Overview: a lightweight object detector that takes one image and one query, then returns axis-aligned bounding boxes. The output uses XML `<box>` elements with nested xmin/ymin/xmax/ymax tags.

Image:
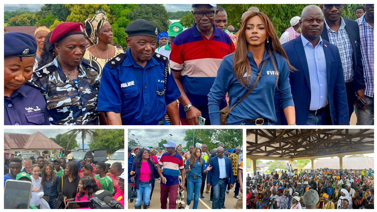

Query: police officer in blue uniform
<box><xmin>98</xmin><ymin>19</ymin><xmax>181</xmax><ymax>125</ymax></box>
<box><xmin>4</xmin><ymin>32</ymin><xmax>50</xmax><ymax>125</ymax></box>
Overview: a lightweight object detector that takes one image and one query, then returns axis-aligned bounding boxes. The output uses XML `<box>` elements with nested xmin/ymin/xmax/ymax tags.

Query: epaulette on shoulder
<box><xmin>153</xmin><ymin>53</ymin><xmax>169</xmax><ymax>64</ymax></box>
<box><xmin>34</xmin><ymin>65</ymin><xmax>57</xmax><ymax>78</ymax></box>
<box><xmin>81</xmin><ymin>59</ymin><xmax>99</xmax><ymax>73</ymax></box>
<box><xmin>107</xmin><ymin>53</ymin><xmax>126</xmax><ymax>69</ymax></box>
<box><xmin>24</xmin><ymin>81</ymin><xmax>44</xmax><ymax>93</ymax></box>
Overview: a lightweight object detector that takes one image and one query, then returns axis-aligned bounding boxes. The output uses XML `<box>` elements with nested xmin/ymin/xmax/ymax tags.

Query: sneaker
<box><xmin>185</xmin><ymin>205</ymin><xmax>190</xmax><ymax>209</ymax></box>
<box><xmin>226</xmin><ymin>190</ymin><xmax>229</xmax><ymax>194</ymax></box>
<box><xmin>221</xmin><ymin>207</ymin><xmax>227</xmax><ymax>209</ymax></box>
<box><xmin>235</xmin><ymin>196</ymin><xmax>239</xmax><ymax>199</ymax></box>
<box><xmin>201</xmin><ymin>195</ymin><xmax>205</xmax><ymax>199</ymax></box>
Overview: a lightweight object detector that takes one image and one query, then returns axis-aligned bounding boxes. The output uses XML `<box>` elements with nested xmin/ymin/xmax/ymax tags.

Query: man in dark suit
<box><xmin>282</xmin><ymin>5</ymin><xmax>349</xmax><ymax>125</ymax></box>
<box><xmin>321</xmin><ymin>4</ymin><xmax>366</xmax><ymax>121</ymax></box>
<box><xmin>207</xmin><ymin>147</ymin><xmax>234</xmax><ymax>209</ymax></box>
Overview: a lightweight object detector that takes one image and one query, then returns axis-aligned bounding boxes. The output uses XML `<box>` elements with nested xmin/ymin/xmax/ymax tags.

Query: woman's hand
<box><xmin>64</xmin><ymin>198</ymin><xmax>74</xmax><ymax>209</ymax></box>
<box><xmin>54</xmin><ymin>197</ymin><xmax>59</xmax><ymax>206</ymax></box>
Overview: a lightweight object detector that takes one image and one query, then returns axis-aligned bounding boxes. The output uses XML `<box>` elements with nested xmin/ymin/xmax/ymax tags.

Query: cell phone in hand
<box><xmin>4</xmin><ymin>180</ymin><xmax>32</xmax><ymax>209</ymax></box>
<box><xmin>355</xmin><ymin>92</ymin><xmax>367</xmax><ymax>109</ymax></box>
<box><xmin>198</xmin><ymin>116</ymin><xmax>206</xmax><ymax>125</ymax></box>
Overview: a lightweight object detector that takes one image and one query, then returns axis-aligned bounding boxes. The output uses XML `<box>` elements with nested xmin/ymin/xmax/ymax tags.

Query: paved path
<box><xmin>128</xmin><ymin>179</ymin><xmax>241</xmax><ymax>209</ymax></box>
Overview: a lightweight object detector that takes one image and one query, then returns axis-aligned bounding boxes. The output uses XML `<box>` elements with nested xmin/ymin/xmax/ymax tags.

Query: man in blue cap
<box><xmin>98</xmin><ymin>19</ymin><xmax>181</xmax><ymax>125</ymax></box>
<box><xmin>4</xmin><ymin>32</ymin><xmax>50</xmax><ymax>125</ymax></box>
<box><xmin>157</xmin><ymin>140</ymin><xmax>185</xmax><ymax>209</ymax></box>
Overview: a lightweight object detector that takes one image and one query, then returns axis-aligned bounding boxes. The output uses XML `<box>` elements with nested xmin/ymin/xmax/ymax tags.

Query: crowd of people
<box><xmin>4</xmin><ymin>153</ymin><xmax>124</xmax><ymax>209</ymax></box>
<box><xmin>127</xmin><ymin>141</ymin><xmax>243</xmax><ymax>209</ymax></box>
<box><xmin>246</xmin><ymin>165</ymin><xmax>374</xmax><ymax>209</ymax></box>
<box><xmin>4</xmin><ymin>4</ymin><xmax>374</xmax><ymax>125</ymax></box>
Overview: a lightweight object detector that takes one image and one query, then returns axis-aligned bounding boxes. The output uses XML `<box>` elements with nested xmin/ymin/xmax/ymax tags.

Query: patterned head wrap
<box><xmin>84</xmin><ymin>10</ymin><xmax>109</xmax><ymax>44</ymax></box>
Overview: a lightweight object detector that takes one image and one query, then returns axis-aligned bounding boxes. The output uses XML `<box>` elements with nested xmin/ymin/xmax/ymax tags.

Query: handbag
<box><xmin>43</xmin><ymin>181</ymin><xmax>52</xmax><ymax>202</ymax></box>
<box><xmin>220</xmin><ymin>59</ymin><xmax>268</xmax><ymax>125</ymax></box>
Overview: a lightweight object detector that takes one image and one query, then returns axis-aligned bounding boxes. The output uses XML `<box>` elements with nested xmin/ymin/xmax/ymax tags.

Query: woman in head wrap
<box><xmin>291</xmin><ymin>196</ymin><xmax>302</xmax><ymax>209</ymax></box>
<box><xmin>337</xmin><ymin>188</ymin><xmax>353</xmax><ymax>209</ymax></box>
<box><xmin>31</xmin><ymin>22</ymin><xmax>101</xmax><ymax>125</ymax></box>
<box><xmin>34</xmin><ymin>26</ymin><xmax>51</xmax><ymax>62</ymax></box>
<box><xmin>4</xmin><ymin>32</ymin><xmax>50</xmax><ymax>125</ymax></box>
<box><xmin>156</xmin><ymin>32</ymin><xmax>168</xmax><ymax>51</ymax></box>
<box><xmin>83</xmin><ymin>10</ymin><xmax>124</xmax><ymax>76</ymax></box>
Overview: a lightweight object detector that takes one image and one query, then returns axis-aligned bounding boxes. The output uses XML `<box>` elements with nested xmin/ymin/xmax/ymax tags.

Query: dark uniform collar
<box><xmin>123</xmin><ymin>48</ymin><xmax>159</xmax><ymax>69</ymax></box>
<box><xmin>10</xmin><ymin>84</ymin><xmax>28</xmax><ymax>98</ymax></box>
<box><xmin>191</xmin><ymin>23</ymin><xmax>220</xmax><ymax>38</ymax></box>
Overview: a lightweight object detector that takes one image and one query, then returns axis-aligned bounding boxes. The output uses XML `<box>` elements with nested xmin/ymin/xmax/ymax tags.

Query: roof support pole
<box><xmin>338</xmin><ymin>155</ymin><xmax>345</xmax><ymax>169</ymax></box>
<box><xmin>248</xmin><ymin>155</ymin><xmax>259</xmax><ymax>175</ymax></box>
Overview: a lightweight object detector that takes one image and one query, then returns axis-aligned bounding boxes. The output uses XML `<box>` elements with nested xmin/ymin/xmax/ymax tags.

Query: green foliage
<box><xmin>256</xmin><ymin>159</ymin><xmax>263</xmax><ymax>165</ymax></box>
<box><xmin>168</xmin><ymin>11</ymin><xmax>191</xmax><ymax>19</ymax></box>
<box><xmin>109</xmin><ymin>4</ymin><xmax>137</xmax><ymax>48</ymax></box>
<box><xmin>4</xmin><ymin>8</ymin><xmax>34</xmax><ymax>23</ymax></box>
<box><xmin>219</xmin><ymin>4</ymin><xmax>360</xmax><ymax>37</ymax></box>
<box><xmin>64</xmin><ymin>4</ymin><xmax>111</xmax><ymax>23</ymax></box>
<box><xmin>293</xmin><ymin>159</ymin><xmax>311</xmax><ymax>170</ymax></box>
<box><xmin>50</xmin><ymin>133</ymin><xmax>78</xmax><ymax>155</ymax></box>
<box><xmin>180</xmin><ymin>12</ymin><xmax>194</xmax><ymax>28</ymax></box>
<box><xmin>267</xmin><ymin>160</ymin><xmax>287</xmax><ymax>173</ymax></box>
<box><xmin>128</xmin><ymin>139</ymin><xmax>139</xmax><ymax>149</ymax></box>
<box><xmin>183</xmin><ymin>129</ymin><xmax>242</xmax><ymax>151</ymax></box>
<box><xmin>128</xmin><ymin>4</ymin><xmax>170</xmax><ymax>32</ymax></box>
<box><xmin>49</xmin><ymin>19</ymin><xmax>63</xmax><ymax>30</ymax></box>
<box><xmin>37</xmin><ymin>4</ymin><xmax>71</xmax><ymax>22</ymax></box>
<box><xmin>89</xmin><ymin>129</ymin><xmax>124</xmax><ymax>154</ymax></box>
<box><xmin>158</xmin><ymin>139</ymin><xmax>168</xmax><ymax>149</ymax></box>
<box><xmin>8</xmin><ymin>13</ymin><xmax>38</xmax><ymax>26</ymax></box>
<box><xmin>37</xmin><ymin>13</ymin><xmax>57</xmax><ymax>27</ymax></box>
<box><xmin>66</xmin><ymin>129</ymin><xmax>95</xmax><ymax>151</ymax></box>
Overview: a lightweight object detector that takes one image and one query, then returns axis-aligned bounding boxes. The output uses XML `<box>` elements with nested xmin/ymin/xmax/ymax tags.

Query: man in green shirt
<box><xmin>58</xmin><ymin>152</ymin><xmax>63</xmax><ymax>159</ymax></box>
<box><xmin>53</xmin><ymin>160</ymin><xmax>64</xmax><ymax>178</ymax></box>
<box><xmin>94</xmin><ymin>162</ymin><xmax>114</xmax><ymax>194</ymax></box>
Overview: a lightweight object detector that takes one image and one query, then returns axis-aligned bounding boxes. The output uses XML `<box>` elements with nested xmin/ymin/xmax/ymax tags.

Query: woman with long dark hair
<box><xmin>58</xmin><ymin>161</ymin><xmax>80</xmax><ymax>209</ymax></box>
<box><xmin>185</xmin><ymin>147</ymin><xmax>211</xmax><ymax>209</ymax></box>
<box><xmin>130</xmin><ymin>148</ymin><xmax>159</xmax><ymax>209</ymax></box>
<box><xmin>75</xmin><ymin>176</ymin><xmax>100</xmax><ymax>202</ymax></box>
<box><xmin>41</xmin><ymin>164</ymin><xmax>60</xmax><ymax>209</ymax></box>
<box><xmin>208</xmin><ymin>11</ymin><xmax>296</xmax><ymax>125</ymax></box>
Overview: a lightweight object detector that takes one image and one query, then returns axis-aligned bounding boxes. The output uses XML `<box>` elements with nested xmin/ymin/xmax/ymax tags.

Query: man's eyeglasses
<box><xmin>324</xmin><ymin>4</ymin><xmax>343</xmax><ymax>9</ymax></box>
<box><xmin>193</xmin><ymin>11</ymin><xmax>215</xmax><ymax>19</ymax></box>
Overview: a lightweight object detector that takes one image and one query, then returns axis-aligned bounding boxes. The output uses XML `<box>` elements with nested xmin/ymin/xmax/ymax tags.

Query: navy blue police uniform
<box><xmin>97</xmin><ymin>19</ymin><xmax>180</xmax><ymax>125</ymax></box>
<box><xmin>4</xmin><ymin>32</ymin><xmax>50</xmax><ymax>125</ymax></box>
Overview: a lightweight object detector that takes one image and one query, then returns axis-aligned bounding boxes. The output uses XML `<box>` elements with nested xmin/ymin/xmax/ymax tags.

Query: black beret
<box><xmin>125</xmin><ymin>19</ymin><xmax>159</xmax><ymax>38</ymax></box>
<box><xmin>4</xmin><ymin>32</ymin><xmax>37</xmax><ymax>58</ymax></box>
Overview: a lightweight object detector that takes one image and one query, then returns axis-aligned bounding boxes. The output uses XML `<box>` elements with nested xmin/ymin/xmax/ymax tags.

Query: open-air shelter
<box><xmin>247</xmin><ymin>129</ymin><xmax>374</xmax><ymax>173</ymax></box>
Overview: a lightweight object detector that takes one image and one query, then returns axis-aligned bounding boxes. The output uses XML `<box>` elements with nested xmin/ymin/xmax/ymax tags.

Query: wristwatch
<box><xmin>184</xmin><ymin>104</ymin><xmax>193</xmax><ymax>112</ymax></box>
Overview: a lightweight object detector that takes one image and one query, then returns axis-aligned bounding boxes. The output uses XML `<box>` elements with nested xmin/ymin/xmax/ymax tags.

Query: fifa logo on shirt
<box><xmin>267</xmin><ymin>71</ymin><xmax>278</xmax><ymax>76</ymax></box>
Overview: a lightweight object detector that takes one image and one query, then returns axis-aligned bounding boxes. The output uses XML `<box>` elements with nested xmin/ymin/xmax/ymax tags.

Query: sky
<box><xmin>4</xmin><ymin>4</ymin><xmax>192</xmax><ymax>12</ymax></box>
<box><xmin>128</xmin><ymin>129</ymin><xmax>188</xmax><ymax>148</ymax></box>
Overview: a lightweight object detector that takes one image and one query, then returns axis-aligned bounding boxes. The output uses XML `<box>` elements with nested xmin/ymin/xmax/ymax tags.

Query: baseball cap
<box><xmin>16</xmin><ymin>172</ymin><xmax>32</xmax><ymax>181</ymax></box>
<box><xmin>163</xmin><ymin>140</ymin><xmax>177</xmax><ymax>148</ymax></box>
<box><xmin>67</xmin><ymin>154</ymin><xmax>73</xmax><ymax>160</ymax></box>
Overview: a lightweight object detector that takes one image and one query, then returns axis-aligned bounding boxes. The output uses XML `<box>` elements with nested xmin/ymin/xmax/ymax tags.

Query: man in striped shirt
<box><xmin>94</xmin><ymin>162</ymin><xmax>114</xmax><ymax>194</ymax></box>
<box><xmin>170</xmin><ymin>4</ymin><xmax>235</xmax><ymax>125</ymax></box>
<box><xmin>356</xmin><ymin>4</ymin><xmax>374</xmax><ymax>125</ymax></box>
<box><xmin>157</xmin><ymin>140</ymin><xmax>185</xmax><ymax>209</ymax></box>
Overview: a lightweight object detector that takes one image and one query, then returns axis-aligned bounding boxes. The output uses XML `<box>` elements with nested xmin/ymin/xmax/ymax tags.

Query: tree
<box><xmin>182</xmin><ymin>129</ymin><xmax>242</xmax><ymax>151</ymax></box>
<box><xmin>50</xmin><ymin>133</ymin><xmax>79</xmax><ymax>155</ymax></box>
<box><xmin>128</xmin><ymin>139</ymin><xmax>138</xmax><ymax>149</ymax></box>
<box><xmin>109</xmin><ymin>4</ymin><xmax>137</xmax><ymax>48</ymax></box>
<box><xmin>256</xmin><ymin>159</ymin><xmax>263</xmax><ymax>165</ymax></box>
<box><xmin>64</xmin><ymin>4</ymin><xmax>112</xmax><ymax>23</ymax></box>
<box><xmin>8</xmin><ymin>13</ymin><xmax>37</xmax><ymax>26</ymax></box>
<box><xmin>128</xmin><ymin>4</ymin><xmax>170</xmax><ymax>32</ymax></box>
<box><xmin>66</xmin><ymin>129</ymin><xmax>95</xmax><ymax>151</ymax></box>
<box><xmin>267</xmin><ymin>160</ymin><xmax>287</xmax><ymax>173</ymax></box>
<box><xmin>4</xmin><ymin>8</ymin><xmax>34</xmax><ymax>23</ymax></box>
<box><xmin>36</xmin><ymin>13</ymin><xmax>57</xmax><ymax>27</ymax></box>
<box><xmin>89</xmin><ymin>129</ymin><xmax>124</xmax><ymax>154</ymax></box>
<box><xmin>180</xmin><ymin>12</ymin><xmax>194</xmax><ymax>28</ymax></box>
<box><xmin>158</xmin><ymin>139</ymin><xmax>168</xmax><ymax>149</ymax></box>
<box><xmin>168</xmin><ymin>11</ymin><xmax>191</xmax><ymax>20</ymax></box>
<box><xmin>35</xmin><ymin>4</ymin><xmax>71</xmax><ymax>22</ymax></box>
<box><xmin>293</xmin><ymin>159</ymin><xmax>311</xmax><ymax>170</ymax></box>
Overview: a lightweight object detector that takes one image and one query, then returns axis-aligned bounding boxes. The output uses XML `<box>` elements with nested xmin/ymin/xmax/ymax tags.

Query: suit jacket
<box><xmin>321</xmin><ymin>17</ymin><xmax>365</xmax><ymax>93</ymax></box>
<box><xmin>282</xmin><ymin>36</ymin><xmax>349</xmax><ymax>125</ymax></box>
<box><xmin>207</xmin><ymin>156</ymin><xmax>235</xmax><ymax>187</ymax></box>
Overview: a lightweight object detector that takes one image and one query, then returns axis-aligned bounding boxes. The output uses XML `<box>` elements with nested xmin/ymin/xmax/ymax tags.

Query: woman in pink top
<box><xmin>130</xmin><ymin>148</ymin><xmax>159</xmax><ymax>209</ymax></box>
<box><xmin>75</xmin><ymin>176</ymin><xmax>100</xmax><ymax>208</ymax></box>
